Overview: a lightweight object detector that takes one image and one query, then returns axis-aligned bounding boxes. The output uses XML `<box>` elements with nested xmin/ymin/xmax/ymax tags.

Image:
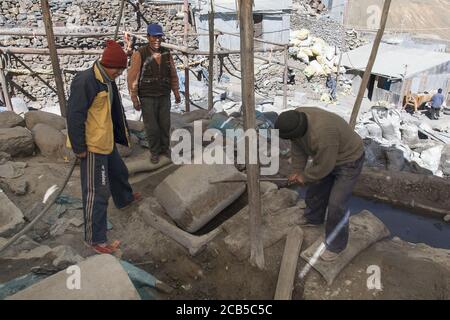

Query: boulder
<box><xmin>0</xmin><ymin>127</ymin><xmax>34</xmax><ymax>156</ymax></box>
<box><xmin>7</xmin><ymin>254</ymin><xmax>141</xmax><ymax>300</ymax></box>
<box><xmin>0</xmin><ymin>188</ymin><xmax>25</xmax><ymax>237</ymax></box>
<box><xmin>24</xmin><ymin>110</ymin><xmax>66</xmax><ymax>131</ymax></box>
<box><xmin>0</xmin><ymin>111</ymin><xmax>25</xmax><ymax>128</ymax></box>
<box><xmin>31</xmin><ymin>123</ymin><xmax>66</xmax><ymax>158</ymax></box>
<box><xmin>154</xmin><ymin>164</ymin><xmax>246</xmax><ymax>233</ymax></box>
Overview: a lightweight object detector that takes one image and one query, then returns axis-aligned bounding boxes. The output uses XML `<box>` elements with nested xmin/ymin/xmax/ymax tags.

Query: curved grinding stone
<box><xmin>154</xmin><ymin>164</ymin><xmax>246</xmax><ymax>233</ymax></box>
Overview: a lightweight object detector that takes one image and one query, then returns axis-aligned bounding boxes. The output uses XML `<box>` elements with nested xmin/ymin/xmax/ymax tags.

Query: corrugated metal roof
<box><xmin>193</xmin><ymin>0</ymin><xmax>292</xmax><ymax>14</ymax></box>
<box><xmin>341</xmin><ymin>43</ymin><xmax>450</xmax><ymax>79</ymax></box>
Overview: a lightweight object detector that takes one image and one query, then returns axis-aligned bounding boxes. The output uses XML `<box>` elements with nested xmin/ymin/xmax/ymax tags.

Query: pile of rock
<box><xmin>0</xmin><ymin>110</ymin><xmax>73</xmax><ymax>161</ymax></box>
<box><xmin>291</xmin><ymin>2</ymin><xmax>366</xmax><ymax>52</ymax></box>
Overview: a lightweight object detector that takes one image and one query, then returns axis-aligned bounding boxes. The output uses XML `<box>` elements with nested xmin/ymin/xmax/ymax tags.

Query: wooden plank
<box><xmin>0</xmin><ymin>47</ymin><xmax>103</xmax><ymax>55</ymax></box>
<box><xmin>239</xmin><ymin>0</ymin><xmax>264</xmax><ymax>270</ymax></box>
<box><xmin>114</xmin><ymin>0</ymin><xmax>126</xmax><ymax>41</ymax></box>
<box><xmin>274</xmin><ymin>226</ymin><xmax>304</xmax><ymax>300</ymax></box>
<box><xmin>40</xmin><ymin>0</ymin><xmax>67</xmax><ymax>117</ymax></box>
<box><xmin>208</xmin><ymin>0</ymin><xmax>214</xmax><ymax>110</ymax></box>
<box><xmin>0</xmin><ymin>67</ymin><xmax>13</xmax><ymax>111</ymax></box>
<box><xmin>349</xmin><ymin>0</ymin><xmax>391</xmax><ymax>129</ymax></box>
<box><xmin>183</xmin><ymin>0</ymin><xmax>190</xmax><ymax>112</ymax></box>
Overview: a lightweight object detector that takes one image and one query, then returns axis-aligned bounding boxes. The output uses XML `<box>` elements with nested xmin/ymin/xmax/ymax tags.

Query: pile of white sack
<box><xmin>356</xmin><ymin>106</ymin><xmax>450</xmax><ymax>177</ymax></box>
<box><xmin>289</xmin><ymin>29</ymin><xmax>346</xmax><ymax>78</ymax></box>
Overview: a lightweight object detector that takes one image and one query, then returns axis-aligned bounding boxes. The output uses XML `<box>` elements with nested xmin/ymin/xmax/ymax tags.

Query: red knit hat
<box><xmin>100</xmin><ymin>40</ymin><xmax>127</xmax><ymax>69</ymax></box>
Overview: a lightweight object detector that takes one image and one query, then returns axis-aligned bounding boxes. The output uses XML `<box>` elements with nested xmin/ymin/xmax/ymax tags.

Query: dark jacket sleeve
<box><xmin>67</xmin><ymin>72</ymin><xmax>97</xmax><ymax>154</ymax></box>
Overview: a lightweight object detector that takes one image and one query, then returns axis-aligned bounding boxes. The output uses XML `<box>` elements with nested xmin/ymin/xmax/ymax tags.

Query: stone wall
<box><xmin>0</xmin><ymin>0</ymin><xmax>187</xmax><ymax>110</ymax></box>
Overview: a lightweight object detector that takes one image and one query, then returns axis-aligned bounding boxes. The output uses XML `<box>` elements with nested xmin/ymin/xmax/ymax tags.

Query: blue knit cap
<box><xmin>147</xmin><ymin>24</ymin><xmax>164</xmax><ymax>36</ymax></box>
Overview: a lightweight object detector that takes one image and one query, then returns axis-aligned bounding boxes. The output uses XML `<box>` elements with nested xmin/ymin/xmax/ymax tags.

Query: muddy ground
<box><xmin>1</xmin><ymin>142</ymin><xmax>449</xmax><ymax>300</ymax></box>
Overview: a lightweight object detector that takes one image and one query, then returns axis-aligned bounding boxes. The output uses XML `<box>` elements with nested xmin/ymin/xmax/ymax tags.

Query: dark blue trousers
<box><xmin>304</xmin><ymin>153</ymin><xmax>364</xmax><ymax>253</ymax></box>
<box><xmin>80</xmin><ymin>146</ymin><xmax>133</xmax><ymax>245</ymax></box>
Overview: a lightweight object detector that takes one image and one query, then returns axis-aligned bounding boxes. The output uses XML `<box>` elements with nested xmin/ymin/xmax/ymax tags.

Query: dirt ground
<box><xmin>1</xmin><ymin>141</ymin><xmax>450</xmax><ymax>300</ymax></box>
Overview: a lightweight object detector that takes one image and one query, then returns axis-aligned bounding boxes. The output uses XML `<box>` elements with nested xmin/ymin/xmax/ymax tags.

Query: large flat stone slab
<box><xmin>0</xmin><ymin>188</ymin><xmax>25</xmax><ymax>237</ymax></box>
<box><xmin>154</xmin><ymin>164</ymin><xmax>246</xmax><ymax>233</ymax></box>
<box><xmin>7</xmin><ymin>254</ymin><xmax>141</xmax><ymax>300</ymax></box>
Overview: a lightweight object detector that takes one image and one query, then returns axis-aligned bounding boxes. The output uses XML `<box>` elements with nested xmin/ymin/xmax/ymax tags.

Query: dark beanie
<box><xmin>274</xmin><ymin>110</ymin><xmax>308</xmax><ymax>139</ymax></box>
<box><xmin>100</xmin><ymin>40</ymin><xmax>127</xmax><ymax>69</ymax></box>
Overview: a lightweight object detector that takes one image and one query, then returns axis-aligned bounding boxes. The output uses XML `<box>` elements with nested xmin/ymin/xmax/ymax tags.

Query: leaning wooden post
<box><xmin>349</xmin><ymin>0</ymin><xmax>391</xmax><ymax>129</ymax></box>
<box><xmin>114</xmin><ymin>0</ymin><xmax>126</xmax><ymax>41</ymax></box>
<box><xmin>208</xmin><ymin>0</ymin><xmax>214</xmax><ymax>110</ymax></box>
<box><xmin>183</xmin><ymin>0</ymin><xmax>190</xmax><ymax>112</ymax></box>
<box><xmin>0</xmin><ymin>59</ymin><xmax>13</xmax><ymax>111</ymax></box>
<box><xmin>239</xmin><ymin>0</ymin><xmax>264</xmax><ymax>270</ymax></box>
<box><xmin>283</xmin><ymin>45</ymin><xmax>289</xmax><ymax>109</ymax></box>
<box><xmin>41</xmin><ymin>0</ymin><xmax>67</xmax><ymax>117</ymax></box>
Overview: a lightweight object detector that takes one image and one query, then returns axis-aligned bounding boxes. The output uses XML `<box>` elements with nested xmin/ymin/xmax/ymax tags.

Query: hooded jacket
<box><xmin>67</xmin><ymin>61</ymin><xmax>130</xmax><ymax>155</ymax></box>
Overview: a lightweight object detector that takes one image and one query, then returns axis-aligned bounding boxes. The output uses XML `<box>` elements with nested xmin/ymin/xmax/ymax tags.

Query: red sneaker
<box><xmin>133</xmin><ymin>192</ymin><xmax>142</xmax><ymax>202</ymax></box>
<box><xmin>90</xmin><ymin>240</ymin><xmax>121</xmax><ymax>254</ymax></box>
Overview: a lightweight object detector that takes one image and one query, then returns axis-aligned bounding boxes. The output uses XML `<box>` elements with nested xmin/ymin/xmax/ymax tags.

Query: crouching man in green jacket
<box><xmin>275</xmin><ymin>107</ymin><xmax>364</xmax><ymax>261</ymax></box>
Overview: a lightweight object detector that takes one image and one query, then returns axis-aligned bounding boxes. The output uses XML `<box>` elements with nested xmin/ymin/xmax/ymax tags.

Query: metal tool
<box><xmin>209</xmin><ymin>177</ymin><xmax>289</xmax><ymax>184</ymax></box>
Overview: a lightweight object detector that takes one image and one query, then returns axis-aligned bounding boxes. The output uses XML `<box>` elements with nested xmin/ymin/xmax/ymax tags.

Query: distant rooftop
<box><xmin>342</xmin><ymin>42</ymin><xmax>450</xmax><ymax>79</ymax></box>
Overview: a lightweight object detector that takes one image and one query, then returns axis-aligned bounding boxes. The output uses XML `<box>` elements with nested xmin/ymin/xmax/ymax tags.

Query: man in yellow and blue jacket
<box><xmin>67</xmin><ymin>40</ymin><xmax>141</xmax><ymax>254</ymax></box>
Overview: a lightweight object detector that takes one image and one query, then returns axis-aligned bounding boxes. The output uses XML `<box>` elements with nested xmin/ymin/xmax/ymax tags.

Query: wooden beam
<box><xmin>0</xmin><ymin>47</ymin><xmax>103</xmax><ymax>55</ymax></box>
<box><xmin>0</xmin><ymin>68</ymin><xmax>13</xmax><ymax>111</ymax></box>
<box><xmin>349</xmin><ymin>0</ymin><xmax>391</xmax><ymax>129</ymax></box>
<box><xmin>11</xmin><ymin>54</ymin><xmax>58</xmax><ymax>94</ymax></box>
<box><xmin>114</xmin><ymin>0</ymin><xmax>126</xmax><ymax>41</ymax></box>
<box><xmin>40</xmin><ymin>0</ymin><xmax>67</xmax><ymax>117</ymax></box>
<box><xmin>239</xmin><ymin>0</ymin><xmax>264</xmax><ymax>270</ymax></box>
<box><xmin>8</xmin><ymin>79</ymin><xmax>37</xmax><ymax>102</ymax></box>
<box><xmin>183</xmin><ymin>0</ymin><xmax>190</xmax><ymax>112</ymax></box>
<box><xmin>208</xmin><ymin>0</ymin><xmax>214</xmax><ymax>110</ymax></box>
<box><xmin>274</xmin><ymin>226</ymin><xmax>304</xmax><ymax>300</ymax></box>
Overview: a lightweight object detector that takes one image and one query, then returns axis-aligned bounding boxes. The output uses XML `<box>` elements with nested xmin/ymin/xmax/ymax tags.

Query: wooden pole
<box><xmin>0</xmin><ymin>69</ymin><xmax>13</xmax><ymax>111</ymax></box>
<box><xmin>0</xmin><ymin>47</ymin><xmax>103</xmax><ymax>55</ymax></box>
<box><xmin>183</xmin><ymin>0</ymin><xmax>190</xmax><ymax>112</ymax></box>
<box><xmin>239</xmin><ymin>0</ymin><xmax>264</xmax><ymax>270</ymax></box>
<box><xmin>208</xmin><ymin>0</ymin><xmax>214</xmax><ymax>110</ymax></box>
<box><xmin>283</xmin><ymin>45</ymin><xmax>289</xmax><ymax>109</ymax></box>
<box><xmin>349</xmin><ymin>0</ymin><xmax>391</xmax><ymax>129</ymax></box>
<box><xmin>40</xmin><ymin>0</ymin><xmax>67</xmax><ymax>117</ymax></box>
<box><xmin>114</xmin><ymin>0</ymin><xmax>126</xmax><ymax>41</ymax></box>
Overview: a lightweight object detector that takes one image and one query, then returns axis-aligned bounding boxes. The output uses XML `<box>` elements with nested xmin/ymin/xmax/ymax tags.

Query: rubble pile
<box><xmin>291</xmin><ymin>1</ymin><xmax>366</xmax><ymax>51</ymax></box>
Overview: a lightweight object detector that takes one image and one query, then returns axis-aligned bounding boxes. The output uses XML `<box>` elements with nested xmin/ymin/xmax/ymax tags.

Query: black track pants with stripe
<box><xmin>80</xmin><ymin>146</ymin><xmax>134</xmax><ymax>245</ymax></box>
